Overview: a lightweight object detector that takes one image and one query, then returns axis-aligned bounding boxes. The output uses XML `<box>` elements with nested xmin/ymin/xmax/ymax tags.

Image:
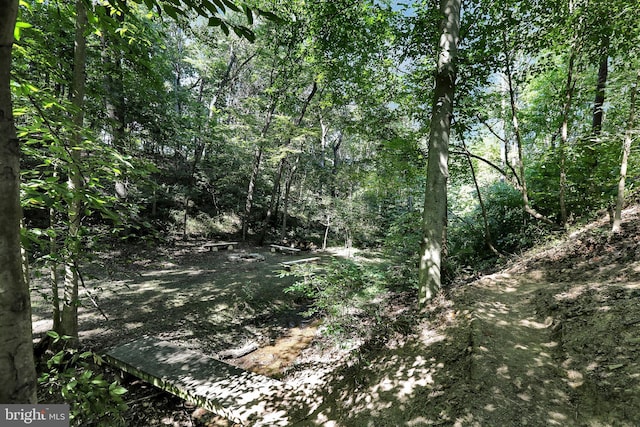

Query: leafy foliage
<box><xmin>283</xmin><ymin>259</ymin><xmax>387</xmax><ymax>345</ymax></box>
<box><xmin>39</xmin><ymin>332</ymin><xmax>128</xmax><ymax>427</ymax></box>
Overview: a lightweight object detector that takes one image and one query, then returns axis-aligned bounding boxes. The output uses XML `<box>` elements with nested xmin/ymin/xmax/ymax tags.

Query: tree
<box><xmin>418</xmin><ymin>0</ymin><xmax>461</xmax><ymax>307</ymax></box>
<box><xmin>612</xmin><ymin>70</ymin><xmax>639</xmax><ymax>233</ymax></box>
<box><xmin>0</xmin><ymin>0</ymin><xmax>37</xmax><ymax>403</ymax></box>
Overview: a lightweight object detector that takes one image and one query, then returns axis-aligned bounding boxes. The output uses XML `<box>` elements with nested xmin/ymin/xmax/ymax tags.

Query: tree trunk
<box><xmin>592</xmin><ymin>54</ymin><xmax>608</xmax><ymax>135</ymax></box>
<box><xmin>280</xmin><ymin>156</ymin><xmax>299</xmax><ymax>240</ymax></box>
<box><xmin>50</xmin><ymin>206</ymin><xmax>61</xmax><ymax>332</ymax></box>
<box><xmin>0</xmin><ymin>0</ymin><xmax>38</xmax><ymax>402</ymax></box>
<box><xmin>258</xmin><ymin>82</ymin><xmax>317</xmax><ymax>245</ymax></box>
<box><xmin>503</xmin><ymin>32</ymin><xmax>556</xmax><ymax>227</ymax></box>
<box><xmin>612</xmin><ymin>70</ymin><xmax>639</xmax><ymax>233</ymax></box>
<box><xmin>242</xmin><ymin>99</ymin><xmax>277</xmax><ymax>241</ymax></box>
<box><xmin>558</xmin><ymin>51</ymin><xmax>575</xmax><ymax>228</ymax></box>
<box><xmin>460</xmin><ymin>135</ymin><xmax>500</xmax><ymax>256</ymax></box>
<box><xmin>418</xmin><ymin>0</ymin><xmax>461</xmax><ymax>308</ymax></box>
<box><xmin>61</xmin><ymin>0</ymin><xmax>88</xmax><ymax>346</ymax></box>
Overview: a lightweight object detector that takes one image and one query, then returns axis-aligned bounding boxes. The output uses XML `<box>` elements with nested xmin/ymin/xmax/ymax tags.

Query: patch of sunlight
<box><xmin>548</xmin><ymin>411</ymin><xmax>568</xmax><ymax>421</ymax></box>
<box><xmin>515</xmin><ymin>344</ymin><xmax>528</xmax><ymax>350</ymax></box>
<box><xmin>478</xmin><ymin>346</ymin><xmax>489</xmax><ymax>352</ymax></box>
<box><xmin>408</xmin><ymin>417</ymin><xmax>434</xmax><ymax>426</ymax></box>
<box><xmin>517</xmin><ymin>393</ymin><xmax>531</xmax><ymax>401</ymax></box>
<box><xmin>496</xmin><ymin>365</ymin><xmax>509</xmax><ymax>377</ymax></box>
<box><xmin>420</xmin><ymin>328</ymin><xmax>446</xmax><ymax>346</ymax></box>
<box><xmin>397</xmin><ymin>374</ymin><xmax>433</xmax><ymax>399</ymax></box>
<box><xmin>622</xmin><ymin>281</ymin><xmax>640</xmax><ymax>289</ymax></box>
<box><xmin>185</xmin><ymin>269</ymin><xmax>207</xmax><ymax>276</ymax></box>
<box><xmin>79</xmin><ymin>327</ymin><xmax>108</xmax><ymax>339</ymax></box>
<box><xmin>141</xmin><ymin>269</ymin><xmax>177</xmax><ymax>277</ymax></box>
<box><xmin>503</xmin><ymin>286</ymin><xmax>518</xmax><ymax>293</ymax></box>
<box><xmin>586</xmin><ymin>361</ymin><xmax>599</xmax><ymax>371</ymax></box>
<box><xmin>527</xmin><ymin>269</ymin><xmax>544</xmax><ymax>280</ymax></box>
<box><xmin>411</xmin><ymin>355</ymin><xmax>428</xmax><ymax>367</ymax></box>
<box><xmin>124</xmin><ymin>322</ymin><xmax>144</xmax><ymax>330</ymax></box>
<box><xmin>597</xmin><ymin>305</ymin><xmax>611</xmax><ymax>312</ymax></box>
<box><xmin>566</xmin><ymin>370</ymin><xmax>584</xmax><ymax>388</ymax></box>
<box><xmin>519</xmin><ymin>318</ymin><xmax>549</xmax><ymax>329</ymax></box>
<box><xmin>541</xmin><ymin>341</ymin><xmax>558</xmax><ymax>348</ymax></box>
<box><xmin>484</xmin><ymin>403</ymin><xmax>496</xmax><ymax>411</ymax></box>
<box><xmin>212</xmin><ymin>303</ymin><xmax>229</xmax><ymax>311</ymax></box>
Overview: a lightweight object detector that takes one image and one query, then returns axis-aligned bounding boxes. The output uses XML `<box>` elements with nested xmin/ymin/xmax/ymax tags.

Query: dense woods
<box><xmin>2</xmin><ymin>0</ymin><xmax>640</xmax><ymax>423</ymax></box>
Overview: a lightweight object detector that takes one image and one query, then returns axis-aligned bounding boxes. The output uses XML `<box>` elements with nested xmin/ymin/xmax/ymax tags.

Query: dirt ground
<box><xmin>32</xmin><ymin>206</ymin><xmax>640</xmax><ymax>426</ymax></box>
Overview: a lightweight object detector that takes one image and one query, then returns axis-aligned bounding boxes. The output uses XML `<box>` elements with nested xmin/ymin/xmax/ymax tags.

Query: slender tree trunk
<box><xmin>0</xmin><ymin>0</ymin><xmax>38</xmax><ymax>402</ymax></box>
<box><xmin>612</xmin><ymin>70</ymin><xmax>639</xmax><ymax>233</ymax></box>
<box><xmin>460</xmin><ymin>134</ymin><xmax>500</xmax><ymax>256</ymax></box>
<box><xmin>559</xmin><ymin>51</ymin><xmax>575</xmax><ymax>228</ymax></box>
<box><xmin>242</xmin><ymin>99</ymin><xmax>277</xmax><ymax>241</ymax></box>
<box><xmin>418</xmin><ymin>0</ymin><xmax>461</xmax><ymax>307</ymax></box>
<box><xmin>258</xmin><ymin>82</ymin><xmax>317</xmax><ymax>245</ymax></box>
<box><xmin>280</xmin><ymin>156</ymin><xmax>299</xmax><ymax>240</ymax></box>
<box><xmin>50</xmin><ymin>206</ymin><xmax>61</xmax><ymax>332</ymax></box>
<box><xmin>503</xmin><ymin>33</ymin><xmax>556</xmax><ymax>226</ymax></box>
<box><xmin>61</xmin><ymin>0</ymin><xmax>88</xmax><ymax>345</ymax></box>
<box><xmin>322</xmin><ymin>214</ymin><xmax>330</xmax><ymax>251</ymax></box>
<box><xmin>592</xmin><ymin>54</ymin><xmax>608</xmax><ymax>135</ymax></box>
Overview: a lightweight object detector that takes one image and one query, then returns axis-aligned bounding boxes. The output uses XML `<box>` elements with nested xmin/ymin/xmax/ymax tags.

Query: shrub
<box><xmin>283</xmin><ymin>259</ymin><xmax>387</xmax><ymax>346</ymax></box>
<box><xmin>38</xmin><ymin>332</ymin><xmax>128</xmax><ymax>427</ymax></box>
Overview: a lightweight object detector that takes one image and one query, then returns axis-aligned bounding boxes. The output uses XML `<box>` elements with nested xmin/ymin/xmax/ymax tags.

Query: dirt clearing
<box><xmin>32</xmin><ymin>208</ymin><xmax>640</xmax><ymax>425</ymax></box>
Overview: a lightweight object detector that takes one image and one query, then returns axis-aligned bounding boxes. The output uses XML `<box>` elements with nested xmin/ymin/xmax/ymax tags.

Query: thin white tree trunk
<box><xmin>612</xmin><ymin>70</ymin><xmax>639</xmax><ymax>233</ymax></box>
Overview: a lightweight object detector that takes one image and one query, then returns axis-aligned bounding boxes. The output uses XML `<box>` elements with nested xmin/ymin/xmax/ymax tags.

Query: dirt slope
<box><xmin>303</xmin><ymin>206</ymin><xmax>640</xmax><ymax>426</ymax></box>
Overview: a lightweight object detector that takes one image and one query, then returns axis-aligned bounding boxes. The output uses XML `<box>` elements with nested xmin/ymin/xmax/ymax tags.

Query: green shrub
<box><xmin>38</xmin><ymin>332</ymin><xmax>128</xmax><ymax>427</ymax></box>
<box><xmin>283</xmin><ymin>259</ymin><xmax>387</xmax><ymax>346</ymax></box>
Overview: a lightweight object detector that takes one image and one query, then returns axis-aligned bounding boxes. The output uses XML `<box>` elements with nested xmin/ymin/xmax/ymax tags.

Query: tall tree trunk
<box><xmin>0</xmin><ymin>0</ymin><xmax>38</xmax><ymax>402</ymax></box>
<box><xmin>418</xmin><ymin>0</ymin><xmax>461</xmax><ymax>308</ymax></box>
<box><xmin>612</xmin><ymin>70</ymin><xmax>639</xmax><ymax>233</ymax></box>
<box><xmin>242</xmin><ymin>99</ymin><xmax>277</xmax><ymax>241</ymax></box>
<box><xmin>50</xmin><ymin>206</ymin><xmax>62</xmax><ymax>332</ymax></box>
<box><xmin>559</xmin><ymin>51</ymin><xmax>576</xmax><ymax>228</ymax></box>
<box><xmin>61</xmin><ymin>0</ymin><xmax>88</xmax><ymax>346</ymax></box>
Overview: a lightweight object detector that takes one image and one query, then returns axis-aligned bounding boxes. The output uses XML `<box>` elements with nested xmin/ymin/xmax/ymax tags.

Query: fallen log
<box><xmin>217</xmin><ymin>341</ymin><xmax>259</xmax><ymax>359</ymax></box>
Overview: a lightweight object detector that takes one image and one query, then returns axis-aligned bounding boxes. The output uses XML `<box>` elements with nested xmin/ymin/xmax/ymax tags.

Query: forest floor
<box><xmin>31</xmin><ymin>206</ymin><xmax>640</xmax><ymax>426</ymax></box>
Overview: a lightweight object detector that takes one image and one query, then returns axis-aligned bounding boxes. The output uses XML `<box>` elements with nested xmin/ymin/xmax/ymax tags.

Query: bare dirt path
<box><xmin>301</xmin><ymin>207</ymin><xmax>640</xmax><ymax>426</ymax></box>
<box><xmin>460</xmin><ymin>274</ymin><xmax>575</xmax><ymax>426</ymax></box>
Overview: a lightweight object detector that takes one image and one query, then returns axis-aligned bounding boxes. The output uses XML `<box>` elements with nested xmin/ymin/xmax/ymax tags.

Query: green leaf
<box><xmin>257</xmin><ymin>9</ymin><xmax>283</xmax><ymax>23</ymax></box>
<box><xmin>13</xmin><ymin>21</ymin><xmax>32</xmax><ymax>41</ymax></box>
<box><xmin>162</xmin><ymin>4</ymin><xmax>179</xmax><ymax>19</ymax></box>
<box><xmin>220</xmin><ymin>21</ymin><xmax>229</xmax><ymax>36</ymax></box>
<box><xmin>243</xmin><ymin>5</ymin><xmax>253</xmax><ymax>25</ymax></box>
<box><xmin>109</xmin><ymin>382</ymin><xmax>128</xmax><ymax>395</ymax></box>
<box><xmin>46</xmin><ymin>330</ymin><xmax>60</xmax><ymax>340</ymax></box>
<box><xmin>208</xmin><ymin>16</ymin><xmax>222</xmax><ymax>27</ymax></box>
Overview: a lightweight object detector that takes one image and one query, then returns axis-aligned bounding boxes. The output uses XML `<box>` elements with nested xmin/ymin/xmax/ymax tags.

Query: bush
<box><xmin>382</xmin><ymin>209</ymin><xmax>422</xmax><ymax>290</ymax></box>
<box><xmin>448</xmin><ymin>181</ymin><xmax>552</xmax><ymax>270</ymax></box>
<box><xmin>283</xmin><ymin>259</ymin><xmax>387</xmax><ymax>346</ymax></box>
<box><xmin>38</xmin><ymin>332</ymin><xmax>128</xmax><ymax>427</ymax></box>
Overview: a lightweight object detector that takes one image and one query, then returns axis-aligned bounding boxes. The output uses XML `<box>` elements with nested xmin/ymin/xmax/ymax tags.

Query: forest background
<box><xmin>1</xmin><ymin>0</ymin><xmax>639</xmax><ymax>413</ymax></box>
